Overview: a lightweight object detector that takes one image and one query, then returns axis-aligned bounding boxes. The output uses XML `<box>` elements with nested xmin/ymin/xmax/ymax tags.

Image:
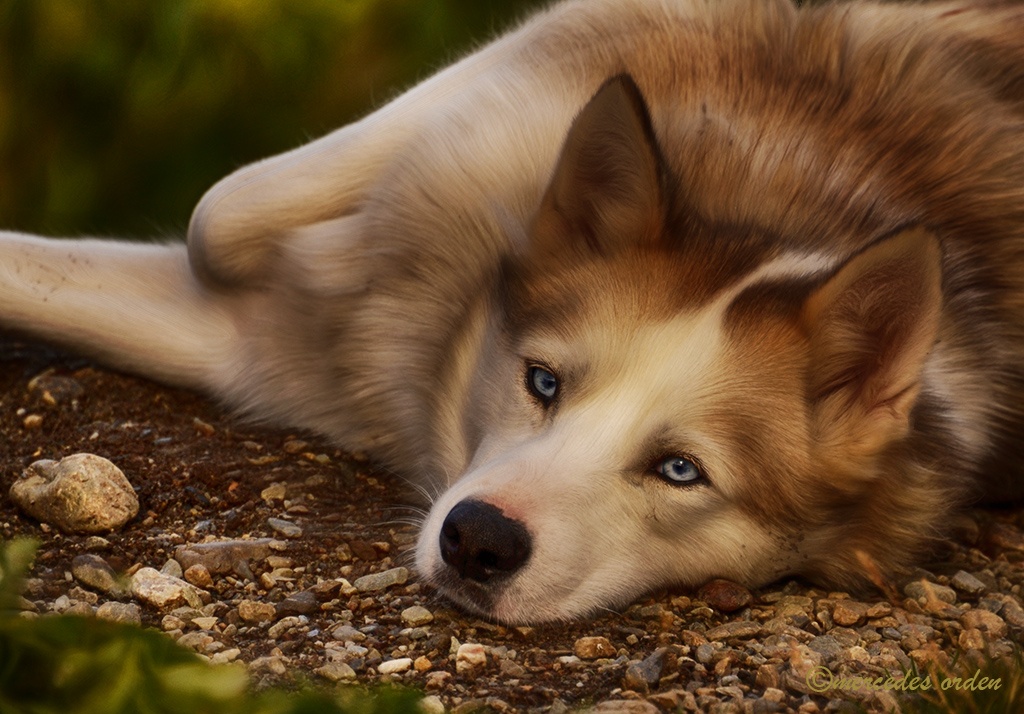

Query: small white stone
<box><xmin>211</xmin><ymin>648</ymin><xmax>241</xmax><ymax>664</ymax></box>
<box><xmin>131</xmin><ymin>567</ymin><xmax>204</xmax><ymax>610</ymax></box>
<box><xmin>378</xmin><ymin>657</ymin><xmax>413</xmax><ymax>675</ymax></box>
<box><xmin>401</xmin><ymin>605</ymin><xmax>434</xmax><ymax>627</ymax></box>
<box><xmin>418</xmin><ymin>695</ymin><xmax>445</xmax><ymax>714</ymax></box>
<box><xmin>353</xmin><ymin>567</ymin><xmax>408</xmax><ymax>592</ymax></box>
<box><xmin>191</xmin><ymin>616</ymin><xmax>219</xmax><ymax>630</ymax></box>
<box><xmin>456</xmin><ymin>642</ymin><xmax>488</xmax><ymax>672</ymax></box>
<box><xmin>267</xmin><ymin>517</ymin><xmax>303</xmax><ymax>539</ymax></box>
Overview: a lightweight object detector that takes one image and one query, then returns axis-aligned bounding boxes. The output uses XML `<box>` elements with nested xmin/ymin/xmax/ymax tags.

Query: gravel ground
<box><xmin>2</xmin><ymin>336</ymin><xmax>1023</xmax><ymax>713</ymax></box>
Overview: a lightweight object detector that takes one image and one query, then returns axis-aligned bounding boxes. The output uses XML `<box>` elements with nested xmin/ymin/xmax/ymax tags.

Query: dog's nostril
<box><xmin>440</xmin><ymin>520</ymin><xmax>461</xmax><ymax>545</ymax></box>
<box><xmin>438</xmin><ymin>499</ymin><xmax>532</xmax><ymax>583</ymax></box>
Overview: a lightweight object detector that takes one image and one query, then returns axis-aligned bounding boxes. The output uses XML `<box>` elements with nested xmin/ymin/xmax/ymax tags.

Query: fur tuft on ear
<box><xmin>530</xmin><ymin>74</ymin><xmax>666</xmax><ymax>262</ymax></box>
<box><xmin>802</xmin><ymin>226</ymin><xmax>944</xmax><ymax>463</ymax></box>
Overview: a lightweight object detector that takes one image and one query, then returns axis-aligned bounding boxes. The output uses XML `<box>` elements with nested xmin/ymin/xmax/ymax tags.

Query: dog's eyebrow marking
<box><xmin>729</xmin><ymin>251</ymin><xmax>836</xmax><ymax>295</ymax></box>
<box><xmin>707</xmin><ymin>249</ymin><xmax>836</xmax><ymax>324</ymax></box>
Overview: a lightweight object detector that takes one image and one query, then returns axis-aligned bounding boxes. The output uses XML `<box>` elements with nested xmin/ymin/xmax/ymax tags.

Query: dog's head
<box><xmin>416</xmin><ymin>76</ymin><xmax>947</xmax><ymax>622</ymax></box>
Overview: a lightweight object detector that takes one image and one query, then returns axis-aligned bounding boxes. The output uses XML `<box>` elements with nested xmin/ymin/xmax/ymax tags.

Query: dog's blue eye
<box><xmin>526</xmin><ymin>365</ymin><xmax>559</xmax><ymax>404</ymax></box>
<box><xmin>655</xmin><ymin>456</ymin><xmax>702</xmax><ymax>485</ymax></box>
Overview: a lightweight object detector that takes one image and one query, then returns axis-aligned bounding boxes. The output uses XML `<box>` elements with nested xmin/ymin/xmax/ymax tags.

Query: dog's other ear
<box><xmin>531</xmin><ymin>75</ymin><xmax>665</xmax><ymax>261</ymax></box>
<box><xmin>802</xmin><ymin>226</ymin><xmax>943</xmax><ymax>463</ymax></box>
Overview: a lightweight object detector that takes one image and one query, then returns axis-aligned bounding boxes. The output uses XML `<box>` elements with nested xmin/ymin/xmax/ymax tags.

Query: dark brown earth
<box><xmin>2</xmin><ymin>334</ymin><xmax>1023</xmax><ymax>714</ymax></box>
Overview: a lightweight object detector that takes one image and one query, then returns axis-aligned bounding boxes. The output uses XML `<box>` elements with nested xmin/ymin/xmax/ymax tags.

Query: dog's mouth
<box><xmin>426</xmin><ymin>569</ymin><xmax>500</xmax><ymax>615</ymax></box>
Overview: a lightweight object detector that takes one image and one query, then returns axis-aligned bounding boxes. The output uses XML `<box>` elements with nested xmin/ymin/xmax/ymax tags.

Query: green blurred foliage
<box><xmin>0</xmin><ymin>0</ymin><xmax>545</xmax><ymax>236</ymax></box>
<box><xmin>1</xmin><ymin>539</ymin><xmax>423</xmax><ymax>714</ymax></box>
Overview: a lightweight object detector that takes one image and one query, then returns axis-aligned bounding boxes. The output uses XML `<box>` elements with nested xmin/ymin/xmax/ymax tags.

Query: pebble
<box><xmin>866</xmin><ymin>602</ymin><xmax>892</xmax><ymax>618</ymax></box>
<box><xmin>377</xmin><ymin>657</ymin><xmax>413</xmax><ymax>675</ymax></box>
<box><xmin>958</xmin><ymin>627</ymin><xmax>986</xmax><ymax>650</ymax></box>
<box><xmin>705</xmin><ymin>621</ymin><xmax>763</xmax><ymax>641</ymax></box>
<box><xmin>425</xmin><ymin>672</ymin><xmax>454</xmax><ymax>692</ymax></box>
<box><xmin>276</xmin><ymin>590</ymin><xmax>319</xmax><ymax>617</ymax></box>
<box><xmin>82</xmin><ymin>536</ymin><xmax>112</xmax><ymax>551</ymax></box>
<box><xmin>904</xmin><ymin>579</ymin><xmax>957</xmax><ymax>604</ymax></box>
<box><xmin>64</xmin><ymin>601</ymin><xmax>95</xmax><ymax>617</ymax></box>
<box><xmin>211</xmin><ymin>649</ymin><xmax>241</xmax><ymax>664</ymax></box>
<box><xmin>191</xmin><ymin>616</ymin><xmax>218</xmax><ymax>630</ymax></box>
<box><xmin>622</xmin><ymin>649</ymin><xmax>666</xmax><ymax>692</ymax></box>
<box><xmin>95</xmin><ymin>601</ymin><xmax>141</xmax><ymax>625</ymax></box>
<box><xmin>9</xmin><ymin>454</ymin><xmax>139</xmax><ymax>534</ymax></box>
<box><xmin>160</xmin><ymin>559</ymin><xmax>183</xmax><ymax>579</ymax></box>
<box><xmin>587</xmin><ymin>701</ymin><xmax>660</xmax><ymax>714</ymax></box>
<box><xmin>353</xmin><ymin>567</ymin><xmax>408</xmax><ymax>592</ymax></box>
<box><xmin>183</xmin><ymin>564</ymin><xmax>214</xmax><ymax>589</ymax></box>
<box><xmin>331</xmin><ymin>624</ymin><xmax>366</xmax><ymax>642</ymax></box>
<box><xmin>174</xmin><ymin>539</ymin><xmax>273</xmax><ymax>574</ymax></box>
<box><xmin>574</xmin><ymin>636</ymin><xmax>616</xmax><ymax>660</ymax></box>
<box><xmin>130</xmin><ymin>567</ymin><xmax>204</xmax><ymax>610</ymax></box>
<box><xmin>249</xmin><ymin>656</ymin><xmax>288</xmax><ymax>676</ymax></box>
<box><xmin>807</xmin><ymin>635</ymin><xmax>843</xmax><ymax>661</ymax></box>
<box><xmin>499</xmin><ymin>659</ymin><xmax>525</xmax><ymax>677</ymax></box>
<box><xmin>951</xmin><ymin>570</ymin><xmax>987</xmax><ymax>597</ymax></box>
<box><xmin>455</xmin><ymin>643</ymin><xmax>488</xmax><ymax>672</ymax></box>
<box><xmin>177</xmin><ymin>632</ymin><xmax>214</xmax><ymax>652</ymax></box>
<box><xmin>268</xmin><ymin>616</ymin><xmax>307</xmax><ymax>639</ymax></box>
<box><xmin>961</xmin><ymin>608</ymin><xmax>1008</xmax><ymax>638</ymax></box>
<box><xmin>831</xmin><ymin>600</ymin><xmax>868</xmax><ymax>626</ymax></box>
<box><xmin>401</xmin><ymin>605</ymin><xmax>434</xmax><ymax>626</ymax></box>
<box><xmin>1000</xmin><ymin>597</ymin><xmax>1024</xmax><ymax>628</ymax></box>
<box><xmin>238</xmin><ymin>599</ymin><xmax>277</xmax><ymax>623</ymax></box>
<box><xmin>267</xmin><ymin>517</ymin><xmax>303</xmax><ymax>539</ymax></box>
<box><xmin>161</xmin><ymin>614</ymin><xmax>187</xmax><ymax>632</ymax></box>
<box><xmin>648</xmin><ymin>690</ymin><xmax>696</xmax><ymax>711</ymax></box>
<box><xmin>697</xmin><ymin>579</ymin><xmax>753</xmax><ymax>613</ymax></box>
<box><xmin>316</xmin><ymin>662</ymin><xmax>357</xmax><ymax>682</ymax></box>
<box><xmin>260</xmin><ymin>483</ymin><xmax>287</xmax><ymax>503</ymax></box>
<box><xmin>71</xmin><ymin>554</ymin><xmax>130</xmax><ymax>599</ymax></box>
<box><xmin>695</xmin><ymin>643</ymin><xmax>717</xmax><ymax>665</ymax></box>
<box><xmin>419</xmin><ymin>695</ymin><xmax>445</xmax><ymax>714</ymax></box>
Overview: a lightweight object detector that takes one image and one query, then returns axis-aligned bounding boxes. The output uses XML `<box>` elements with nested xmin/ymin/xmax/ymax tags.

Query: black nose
<box><xmin>439</xmin><ymin>500</ymin><xmax>532</xmax><ymax>583</ymax></box>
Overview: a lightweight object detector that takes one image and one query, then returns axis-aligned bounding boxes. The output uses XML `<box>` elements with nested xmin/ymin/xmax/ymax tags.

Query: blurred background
<box><xmin>0</xmin><ymin>0</ymin><xmax>545</xmax><ymax>237</ymax></box>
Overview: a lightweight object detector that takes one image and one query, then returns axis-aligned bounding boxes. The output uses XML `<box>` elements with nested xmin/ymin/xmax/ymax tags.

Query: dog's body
<box><xmin>3</xmin><ymin>0</ymin><xmax>1024</xmax><ymax>622</ymax></box>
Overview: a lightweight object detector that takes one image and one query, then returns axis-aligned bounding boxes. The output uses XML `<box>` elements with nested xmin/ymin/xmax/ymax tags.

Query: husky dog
<box><xmin>3</xmin><ymin>0</ymin><xmax>1024</xmax><ymax>622</ymax></box>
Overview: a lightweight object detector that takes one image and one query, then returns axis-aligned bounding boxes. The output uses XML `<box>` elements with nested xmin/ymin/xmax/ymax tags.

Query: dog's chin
<box><xmin>427</xmin><ymin>570</ymin><xmax>499</xmax><ymax>617</ymax></box>
<box><xmin>423</xmin><ymin>564</ymin><xmax>638</xmax><ymax>625</ymax></box>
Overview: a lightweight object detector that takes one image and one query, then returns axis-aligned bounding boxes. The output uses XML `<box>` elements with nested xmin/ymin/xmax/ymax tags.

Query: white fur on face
<box><xmin>416</xmin><ymin>264</ymin><xmax>817</xmax><ymax>622</ymax></box>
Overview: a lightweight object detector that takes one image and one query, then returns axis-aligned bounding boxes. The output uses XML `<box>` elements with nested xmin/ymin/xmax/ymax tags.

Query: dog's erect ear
<box><xmin>802</xmin><ymin>226</ymin><xmax>943</xmax><ymax>461</ymax></box>
<box><xmin>531</xmin><ymin>75</ymin><xmax>665</xmax><ymax>261</ymax></box>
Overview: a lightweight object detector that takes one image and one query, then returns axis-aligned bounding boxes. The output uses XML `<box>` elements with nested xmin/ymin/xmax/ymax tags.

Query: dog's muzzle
<box><xmin>438</xmin><ymin>499</ymin><xmax>532</xmax><ymax>582</ymax></box>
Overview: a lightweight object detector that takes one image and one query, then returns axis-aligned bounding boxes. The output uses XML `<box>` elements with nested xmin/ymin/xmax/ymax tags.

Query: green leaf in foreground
<box><xmin>0</xmin><ymin>539</ymin><xmax>420</xmax><ymax>714</ymax></box>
